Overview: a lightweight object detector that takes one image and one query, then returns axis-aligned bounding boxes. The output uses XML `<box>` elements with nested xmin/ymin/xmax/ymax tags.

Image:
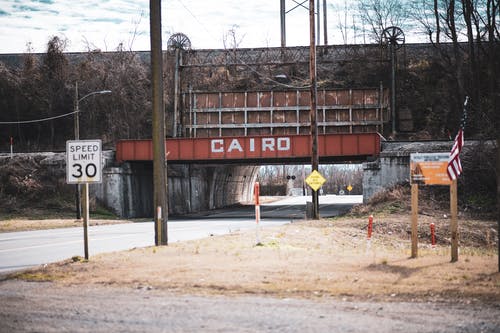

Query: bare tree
<box><xmin>408</xmin><ymin>0</ymin><xmax>441</xmax><ymax>43</ymax></box>
<box><xmin>41</xmin><ymin>36</ymin><xmax>71</xmax><ymax>149</ymax></box>
<box><xmin>222</xmin><ymin>25</ymin><xmax>245</xmax><ymax>50</ymax></box>
<box><xmin>75</xmin><ymin>45</ymin><xmax>151</xmax><ymax>145</ymax></box>
<box><xmin>357</xmin><ymin>0</ymin><xmax>412</xmax><ymax>42</ymax></box>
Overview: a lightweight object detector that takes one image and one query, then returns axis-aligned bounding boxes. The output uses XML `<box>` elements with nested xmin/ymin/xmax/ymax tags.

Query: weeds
<box><xmin>8</xmin><ymin>271</ymin><xmax>68</xmax><ymax>282</ymax></box>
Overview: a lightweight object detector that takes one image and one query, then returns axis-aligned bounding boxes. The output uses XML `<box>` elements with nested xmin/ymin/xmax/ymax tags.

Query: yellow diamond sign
<box><xmin>347</xmin><ymin>185</ymin><xmax>353</xmax><ymax>192</ymax></box>
<box><xmin>305</xmin><ymin>170</ymin><xmax>326</xmax><ymax>192</ymax></box>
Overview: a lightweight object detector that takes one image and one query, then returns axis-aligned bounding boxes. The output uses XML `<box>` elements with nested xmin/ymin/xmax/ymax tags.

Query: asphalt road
<box><xmin>0</xmin><ymin>219</ymin><xmax>289</xmax><ymax>274</ymax></box>
<box><xmin>0</xmin><ymin>195</ymin><xmax>361</xmax><ymax>274</ymax></box>
<box><xmin>191</xmin><ymin>194</ymin><xmax>363</xmax><ymax>219</ymax></box>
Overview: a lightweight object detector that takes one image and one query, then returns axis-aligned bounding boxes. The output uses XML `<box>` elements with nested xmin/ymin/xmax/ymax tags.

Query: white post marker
<box><xmin>66</xmin><ymin>139</ymin><xmax>102</xmax><ymax>260</ymax></box>
<box><xmin>254</xmin><ymin>182</ymin><xmax>261</xmax><ymax>245</ymax></box>
<box><xmin>156</xmin><ymin>206</ymin><xmax>162</xmax><ymax>245</ymax></box>
<box><xmin>9</xmin><ymin>137</ymin><xmax>13</xmax><ymax>158</ymax></box>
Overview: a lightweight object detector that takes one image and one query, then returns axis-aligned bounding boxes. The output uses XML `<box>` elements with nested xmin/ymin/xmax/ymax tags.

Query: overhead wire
<box><xmin>0</xmin><ymin>110</ymin><xmax>79</xmax><ymax>125</ymax></box>
<box><xmin>174</xmin><ymin>0</ymin><xmax>310</xmax><ymax>89</ymax></box>
<box><xmin>4</xmin><ymin>2</ymin><xmax>312</xmax><ymax>127</ymax></box>
<box><xmin>174</xmin><ymin>0</ymin><xmax>218</xmax><ymax>43</ymax></box>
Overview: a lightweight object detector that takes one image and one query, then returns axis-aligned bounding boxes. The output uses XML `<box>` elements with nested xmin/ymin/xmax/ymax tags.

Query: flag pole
<box><xmin>497</xmin><ymin>136</ymin><xmax>500</xmax><ymax>272</ymax></box>
<box><xmin>446</xmin><ymin>96</ymin><xmax>468</xmax><ymax>263</ymax></box>
<box><xmin>450</xmin><ymin>179</ymin><xmax>458</xmax><ymax>262</ymax></box>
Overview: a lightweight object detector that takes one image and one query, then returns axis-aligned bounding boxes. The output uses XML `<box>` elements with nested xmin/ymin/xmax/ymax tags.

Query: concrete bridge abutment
<box><xmin>95</xmin><ymin>161</ymin><xmax>259</xmax><ymax>218</ymax></box>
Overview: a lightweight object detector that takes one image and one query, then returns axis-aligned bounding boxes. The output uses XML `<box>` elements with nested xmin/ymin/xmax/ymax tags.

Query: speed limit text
<box><xmin>70</xmin><ymin>144</ymin><xmax>99</xmax><ymax>161</ymax></box>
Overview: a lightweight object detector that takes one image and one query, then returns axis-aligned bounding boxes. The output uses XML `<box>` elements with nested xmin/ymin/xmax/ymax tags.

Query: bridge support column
<box><xmin>362</xmin><ymin>151</ymin><xmax>411</xmax><ymax>202</ymax></box>
<box><xmin>96</xmin><ymin>163</ymin><xmax>259</xmax><ymax>218</ymax></box>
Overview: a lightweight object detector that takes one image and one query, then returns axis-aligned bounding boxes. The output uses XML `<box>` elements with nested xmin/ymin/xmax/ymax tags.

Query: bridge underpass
<box><xmin>99</xmin><ymin>133</ymin><xmax>380</xmax><ymax>218</ymax></box>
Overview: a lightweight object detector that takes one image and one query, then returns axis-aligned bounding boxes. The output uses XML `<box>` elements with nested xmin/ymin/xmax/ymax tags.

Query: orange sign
<box><xmin>410</xmin><ymin>153</ymin><xmax>451</xmax><ymax>185</ymax></box>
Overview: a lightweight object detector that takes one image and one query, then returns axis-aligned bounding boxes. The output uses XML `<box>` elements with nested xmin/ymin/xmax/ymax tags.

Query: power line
<box><xmin>175</xmin><ymin>0</ymin><xmax>217</xmax><ymax>43</ymax></box>
<box><xmin>0</xmin><ymin>110</ymin><xmax>79</xmax><ymax>125</ymax></box>
<box><xmin>173</xmin><ymin>1</ymin><xmax>310</xmax><ymax>88</ymax></box>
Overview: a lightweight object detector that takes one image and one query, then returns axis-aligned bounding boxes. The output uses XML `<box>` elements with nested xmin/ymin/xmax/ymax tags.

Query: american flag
<box><xmin>447</xmin><ymin>96</ymin><xmax>469</xmax><ymax>180</ymax></box>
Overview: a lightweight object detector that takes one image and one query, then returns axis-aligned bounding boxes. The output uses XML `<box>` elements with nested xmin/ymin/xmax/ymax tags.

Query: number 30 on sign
<box><xmin>66</xmin><ymin>140</ymin><xmax>102</xmax><ymax>184</ymax></box>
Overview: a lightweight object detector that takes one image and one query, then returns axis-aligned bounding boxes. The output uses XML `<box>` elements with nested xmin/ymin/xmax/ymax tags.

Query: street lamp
<box><xmin>74</xmin><ymin>82</ymin><xmax>112</xmax><ymax>219</ymax></box>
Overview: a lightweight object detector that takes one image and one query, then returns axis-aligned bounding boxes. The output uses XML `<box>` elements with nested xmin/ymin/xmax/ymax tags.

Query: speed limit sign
<box><xmin>66</xmin><ymin>140</ymin><xmax>102</xmax><ymax>184</ymax></box>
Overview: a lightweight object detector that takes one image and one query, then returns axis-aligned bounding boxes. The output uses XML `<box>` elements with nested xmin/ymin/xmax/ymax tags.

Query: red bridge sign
<box><xmin>116</xmin><ymin>133</ymin><xmax>380</xmax><ymax>164</ymax></box>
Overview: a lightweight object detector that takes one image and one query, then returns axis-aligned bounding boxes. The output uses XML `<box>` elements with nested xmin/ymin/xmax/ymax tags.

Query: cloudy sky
<box><xmin>0</xmin><ymin>0</ymin><xmax>382</xmax><ymax>54</ymax></box>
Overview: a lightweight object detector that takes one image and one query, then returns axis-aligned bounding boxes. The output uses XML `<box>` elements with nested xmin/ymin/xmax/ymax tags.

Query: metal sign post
<box><xmin>305</xmin><ymin>170</ymin><xmax>326</xmax><ymax>219</ymax></box>
<box><xmin>66</xmin><ymin>139</ymin><xmax>102</xmax><ymax>260</ymax></box>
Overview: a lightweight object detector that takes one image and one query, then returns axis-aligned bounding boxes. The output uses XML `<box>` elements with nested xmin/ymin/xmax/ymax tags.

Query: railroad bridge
<box><xmin>99</xmin><ymin>87</ymin><xmax>388</xmax><ymax>218</ymax></box>
<box><xmin>117</xmin><ymin>88</ymin><xmax>387</xmax><ymax>162</ymax></box>
<box><xmin>99</xmin><ymin>44</ymin><xmax>400</xmax><ymax>218</ymax></box>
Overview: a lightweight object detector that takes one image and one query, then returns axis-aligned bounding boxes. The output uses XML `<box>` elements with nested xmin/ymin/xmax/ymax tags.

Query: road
<box><xmin>192</xmin><ymin>194</ymin><xmax>363</xmax><ymax>219</ymax></box>
<box><xmin>0</xmin><ymin>195</ymin><xmax>361</xmax><ymax>274</ymax></box>
<box><xmin>1</xmin><ymin>280</ymin><xmax>499</xmax><ymax>333</ymax></box>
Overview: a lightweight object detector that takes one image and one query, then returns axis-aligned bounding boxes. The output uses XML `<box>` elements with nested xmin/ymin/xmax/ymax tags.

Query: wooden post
<box><xmin>150</xmin><ymin>0</ymin><xmax>168</xmax><ymax>245</ymax></box>
<box><xmin>309</xmin><ymin>0</ymin><xmax>320</xmax><ymax>219</ymax></box>
<box><xmin>450</xmin><ymin>179</ymin><xmax>459</xmax><ymax>262</ymax></box>
<box><xmin>411</xmin><ymin>183</ymin><xmax>418</xmax><ymax>258</ymax></box>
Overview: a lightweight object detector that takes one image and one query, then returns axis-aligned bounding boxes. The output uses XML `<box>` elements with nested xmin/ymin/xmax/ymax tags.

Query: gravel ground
<box><xmin>1</xmin><ymin>280</ymin><xmax>499</xmax><ymax>333</ymax></box>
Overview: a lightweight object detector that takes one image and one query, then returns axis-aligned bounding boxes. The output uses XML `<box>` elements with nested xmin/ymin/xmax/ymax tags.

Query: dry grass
<box><xmin>9</xmin><ymin>214</ymin><xmax>499</xmax><ymax>303</ymax></box>
<box><xmin>0</xmin><ymin>218</ymin><xmax>132</xmax><ymax>233</ymax></box>
<box><xmin>3</xmin><ymin>183</ymin><xmax>498</xmax><ymax>302</ymax></box>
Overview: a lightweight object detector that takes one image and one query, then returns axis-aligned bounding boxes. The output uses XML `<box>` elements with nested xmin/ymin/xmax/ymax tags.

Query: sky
<box><xmin>0</xmin><ymin>0</ymin><xmax>399</xmax><ymax>54</ymax></box>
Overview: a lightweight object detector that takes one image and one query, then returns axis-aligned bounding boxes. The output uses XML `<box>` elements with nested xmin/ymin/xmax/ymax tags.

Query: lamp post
<box><xmin>74</xmin><ymin>82</ymin><xmax>112</xmax><ymax>219</ymax></box>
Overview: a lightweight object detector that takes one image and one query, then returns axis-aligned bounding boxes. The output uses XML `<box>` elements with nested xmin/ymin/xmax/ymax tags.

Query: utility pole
<box><xmin>316</xmin><ymin>0</ymin><xmax>320</xmax><ymax>45</ymax></box>
<box><xmin>281</xmin><ymin>0</ymin><xmax>313</xmax><ymax>47</ymax></box>
<box><xmin>173</xmin><ymin>48</ymin><xmax>180</xmax><ymax>137</ymax></box>
<box><xmin>280</xmin><ymin>0</ymin><xmax>286</xmax><ymax>47</ymax></box>
<box><xmin>323</xmin><ymin>0</ymin><xmax>328</xmax><ymax>45</ymax></box>
<box><xmin>74</xmin><ymin>82</ymin><xmax>81</xmax><ymax>220</ymax></box>
<box><xmin>309</xmin><ymin>0</ymin><xmax>319</xmax><ymax>219</ymax></box>
<box><xmin>150</xmin><ymin>0</ymin><xmax>168</xmax><ymax>245</ymax></box>
<box><xmin>390</xmin><ymin>42</ymin><xmax>396</xmax><ymax>135</ymax></box>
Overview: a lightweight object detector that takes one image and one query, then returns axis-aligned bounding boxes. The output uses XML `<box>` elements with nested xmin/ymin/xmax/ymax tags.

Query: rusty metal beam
<box><xmin>181</xmin><ymin>88</ymin><xmax>389</xmax><ymax>138</ymax></box>
<box><xmin>116</xmin><ymin>133</ymin><xmax>381</xmax><ymax>164</ymax></box>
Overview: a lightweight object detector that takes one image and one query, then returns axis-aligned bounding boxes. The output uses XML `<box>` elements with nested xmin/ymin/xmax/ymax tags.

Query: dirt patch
<box><xmin>7</xmin><ymin>214</ymin><xmax>499</xmax><ymax>303</ymax></box>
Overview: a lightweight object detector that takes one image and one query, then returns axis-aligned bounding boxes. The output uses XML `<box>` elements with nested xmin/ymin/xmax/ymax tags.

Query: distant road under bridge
<box><xmin>116</xmin><ymin>133</ymin><xmax>381</xmax><ymax>164</ymax></box>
